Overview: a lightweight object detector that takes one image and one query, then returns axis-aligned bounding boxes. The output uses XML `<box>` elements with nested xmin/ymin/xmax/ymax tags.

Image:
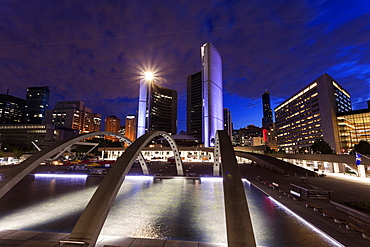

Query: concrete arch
<box><xmin>0</xmin><ymin>131</ymin><xmax>148</xmax><ymax>199</ymax></box>
<box><xmin>215</xmin><ymin>130</ymin><xmax>256</xmax><ymax>246</ymax></box>
<box><xmin>65</xmin><ymin>131</ymin><xmax>184</xmax><ymax>246</ymax></box>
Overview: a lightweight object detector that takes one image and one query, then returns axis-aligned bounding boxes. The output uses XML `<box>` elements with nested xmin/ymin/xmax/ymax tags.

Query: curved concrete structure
<box><xmin>0</xmin><ymin>131</ymin><xmax>148</xmax><ymax>199</ymax></box>
<box><xmin>65</xmin><ymin>131</ymin><xmax>183</xmax><ymax>246</ymax></box>
<box><xmin>216</xmin><ymin>130</ymin><xmax>256</xmax><ymax>247</ymax></box>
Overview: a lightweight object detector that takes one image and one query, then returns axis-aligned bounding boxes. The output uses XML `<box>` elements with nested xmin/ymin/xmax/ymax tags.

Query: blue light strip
<box><xmin>34</xmin><ymin>174</ymin><xmax>88</xmax><ymax>179</ymax></box>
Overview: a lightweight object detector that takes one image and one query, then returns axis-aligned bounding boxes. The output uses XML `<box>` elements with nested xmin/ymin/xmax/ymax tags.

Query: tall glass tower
<box><xmin>201</xmin><ymin>42</ymin><xmax>223</xmax><ymax>147</ymax></box>
<box><xmin>262</xmin><ymin>90</ymin><xmax>273</xmax><ymax>129</ymax></box>
<box><xmin>24</xmin><ymin>86</ymin><xmax>50</xmax><ymax>124</ymax></box>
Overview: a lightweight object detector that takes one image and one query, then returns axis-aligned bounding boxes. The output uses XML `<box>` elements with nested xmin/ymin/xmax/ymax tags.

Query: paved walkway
<box><xmin>239</xmin><ymin>163</ymin><xmax>370</xmax><ymax>246</ymax></box>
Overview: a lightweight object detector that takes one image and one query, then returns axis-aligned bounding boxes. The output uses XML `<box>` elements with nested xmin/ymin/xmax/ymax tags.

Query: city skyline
<box><xmin>0</xmin><ymin>1</ymin><xmax>369</xmax><ymax>132</ymax></box>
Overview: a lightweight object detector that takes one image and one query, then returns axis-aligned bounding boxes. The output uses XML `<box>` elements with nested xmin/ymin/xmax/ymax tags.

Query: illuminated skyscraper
<box><xmin>125</xmin><ymin>115</ymin><xmax>136</xmax><ymax>142</ymax></box>
<box><xmin>0</xmin><ymin>93</ymin><xmax>25</xmax><ymax>124</ymax></box>
<box><xmin>24</xmin><ymin>86</ymin><xmax>50</xmax><ymax>124</ymax></box>
<box><xmin>262</xmin><ymin>90</ymin><xmax>273</xmax><ymax>129</ymax></box>
<box><xmin>223</xmin><ymin>108</ymin><xmax>232</xmax><ymax>139</ymax></box>
<box><xmin>187</xmin><ymin>71</ymin><xmax>202</xmax><ymax>140</ymax></box>
<box><xmin>201</xmin><ymin>42</ymin><xmax>224</xmax><ymax>147</ymax></box>
<box><xmin>137</xmin><ymin>77</ymin><xmax>177</xmax><ymax>138</ymax></box>
<box><xmin>105</xmin><ymin>115</ymin><xmax>120</xmax><ymax>141</ymax></box>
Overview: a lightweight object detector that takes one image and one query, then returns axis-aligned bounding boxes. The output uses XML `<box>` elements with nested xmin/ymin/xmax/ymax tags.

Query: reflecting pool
<box><xmin>0</xmin><ymin>175</ymin><xmax>336</xmax><ymax>246</ymax></box>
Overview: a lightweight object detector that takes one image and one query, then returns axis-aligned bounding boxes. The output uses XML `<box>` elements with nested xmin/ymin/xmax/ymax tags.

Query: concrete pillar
<box><xmin>302</xmin><ymin>160</ymin><xmax>307</xmax><ymax>168</ymax></box>
<box><xmin>333</xmin><ymin>162</ymin><xmax>340</xmax><ymax>173</ymax></box>
<box><xmin>358</xmin><ymin>165</ymin><xmax>366</xmax><ymax>178</ymax></box>
<box><xmin>313</xmin><ymin>161</ymin><xmax>318</xmax><ymax>169</ymax></box>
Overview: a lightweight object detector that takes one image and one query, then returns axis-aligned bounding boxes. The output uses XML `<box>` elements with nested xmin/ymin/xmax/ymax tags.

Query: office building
<box><xmin>187</xmin><ymin>71</ymin><xmax>203</xmax><ymax>140</ymax></box>
<box><xmin>262</xmin><ymin>90</ymin><xmax>273</xmax><ymax>129</ymax></box>
<box><xmin>23</xmin><ymin>86</ymin><xmax>50</xmax><ymax>124</ymax></box>
<box><xmin>201</xmin><ymin>42</ymin><xmax>224</xmax><ymax>147</ymax></box>
<box><xmin>337</xmin><ymin>103</ymin><xmax>370</xmax><ymax>153</ymax></box>
<box><xmin>223</xmin><ymin>108</ymin><xmax>232</xmax><ymax>139</ymax></box>
<box><xmin>274</xmin><ymin>73</ymin><xmax>351</xmax><ymax>153</ymax></box>
<box><xmin>137</xmin><ymin>78</ymin><xmax>177</xmax><ymax>137</ymax></box>
<box><xmin>239</xmin><ymin>125</ymin><xmax>264</xmax><ymax>147</ymax></box>
<box><xmin>125</xmin><ymin>115</ymin><xmax>136</xmax><ymax>142</ymax></box>
<box><xmin>45</xmin><ymin>101</ymin><xmax>101</xmax><ymax>134</ymax></box>
<box><xmin>105</xmin><ymin>115</ymin><xmax>121</xmax><ymax>141</ymax></box>
<box><xmin>0</xmin><ymin>93</ymin><xmax>25</xmax><ymax>124</ymax></box>
<box><xmin>0</xmin><ymin>124</ymin><xmax>55</xmax><ymax>150</ymax></box>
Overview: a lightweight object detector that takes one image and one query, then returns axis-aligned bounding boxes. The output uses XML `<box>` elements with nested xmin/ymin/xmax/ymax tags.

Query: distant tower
<box><xmin>223</xmin><ymin>108</ymin><xmax>232</xmax><ymax>139</ymax></box>
<box><xmin>105</xmin><ymin>115</ymin><xmax>121</xmax><ymax>141</ymax></box>
<box><xmin>24</xmin><ymin>86</ymin><xmax>50</xmax><ymax>124</ymax></box>
<box><xmin>262</xmin><ymin>90</ymin><xmax>273</xmax><ymax>129</ymax></box>
<box><xmin>187</xmin><ymin>71</ymin><xmax>203</xmax><ymax>140</ymax></box>
<box><xmin>137</xmin><ymin>75</ymin><xmax>177</xmax><ymax>138</ymax></box>
<box><xmin>0</xmin><ymin>93</ymin><xmax>25</xmax><ymax>124</ymax></box>
<box><xmin>125</xmin><ymin>115</ymin><xmax>136</xmax><ymax>142</ymax></box>
<box><xmin>201</xmin><ymin>42</ymin><xmax>224</xmax><ymax>147</ymax></box>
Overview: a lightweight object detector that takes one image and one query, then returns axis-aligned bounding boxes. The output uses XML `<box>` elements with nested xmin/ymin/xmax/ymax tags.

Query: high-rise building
<box><xmin>105</xmin><ymin>116</ymin><xmax>121</xmax><ymax>133</ymax></box>
<box><xmin>125</xmin><ymin>115</ymin><xmax>136</xmax><ymax>142</ymax></box>
<box><xmin>105</xmin><ymin>115</ymin><xmax>120</xmax><ymax>141</ymax></box>
<box><xmin>23</xmin><ymin>86</ymin><xmax>50</xmax><ymax>124</ymax></box>
<box><xmin>187</xmin><ymin>71</ymin><xmax>203</xmax><ymax>140</ymax></box>
<box><xmin>201</xmin><ymin>42</ymin><xmax>224</xmax><ymax>147</ymax></box>
<box><xmin>223</xmin><ymin>108</ymin><xmax>232</xmax><ymax>139</ymax></box>
<box><xmin>274</xmin><ymin>73</ymin><xmax>351</xmax><ymax>153</ymax></box>
<box><xmin>186</xmin><ymin>43</ymin><xmax>224</xmax><ymax>147</ymax></box>
<box><xmin>0</xmin><ymin>93</ymin><xmax>25</xmax><ymax>124</ymax></box>
<box><xmin>137</xmin><ymin>78</ymin><xmax>177</xmax><ymax>137</ymax></box>
<box><xmin>262</xmin><ymin>90</ymin><xmax>273</xmax><ymax>129</ymax></box>
<box><xmin>45</xmin><ymin>101</ymin><xmax>101</xmax><ymax>134</ymax></box>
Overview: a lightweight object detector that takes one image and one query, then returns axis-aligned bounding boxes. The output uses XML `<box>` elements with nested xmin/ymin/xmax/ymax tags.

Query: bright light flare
<box><xmin>143</xmin><ymin>71</ymin><xmax>155</xmax><ymax>81</ymax></box>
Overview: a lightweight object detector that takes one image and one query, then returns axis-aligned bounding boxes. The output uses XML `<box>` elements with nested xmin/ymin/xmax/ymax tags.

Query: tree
<box><xmin>353</xmin><ymin>140</ymin><xmax>370</xmax><ymax>155</ymax></box>
<box><xmin>311</xmin><ymin>139</ymin><xmax>333</xmax><ymax>154</ymax></box>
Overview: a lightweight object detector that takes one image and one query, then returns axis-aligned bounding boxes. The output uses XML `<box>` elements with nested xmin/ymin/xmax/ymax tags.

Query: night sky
<box><xmin>1</xmin><ymin>0</ymin><xmax>370</xmax><ymax>132</ymax></box>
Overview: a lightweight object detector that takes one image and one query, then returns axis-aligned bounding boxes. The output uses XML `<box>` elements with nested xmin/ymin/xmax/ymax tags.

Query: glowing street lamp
<box><xmin>143</xmin><ymin>71</ymin><xmax>155</xmax><ymax>82</ymax></box>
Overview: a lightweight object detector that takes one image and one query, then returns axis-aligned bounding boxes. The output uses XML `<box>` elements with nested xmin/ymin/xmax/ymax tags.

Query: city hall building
<box><xmin>274</xmin><ymin>73</ymin><xmax>352</xmax><ymax>153</ymax></box>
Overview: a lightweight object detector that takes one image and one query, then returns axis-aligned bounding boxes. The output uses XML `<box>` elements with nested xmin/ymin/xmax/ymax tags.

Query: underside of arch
<box><xmin>65</xmin><ymin>131</ymin><xmax>184</xmax><ymax>246</ymax></box>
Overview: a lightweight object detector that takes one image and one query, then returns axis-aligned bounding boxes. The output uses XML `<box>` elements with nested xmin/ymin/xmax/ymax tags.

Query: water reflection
<box><xmin>0</xmin><ymin>175</ymin><xmax>336</xmax><ymax>246</ymax></box>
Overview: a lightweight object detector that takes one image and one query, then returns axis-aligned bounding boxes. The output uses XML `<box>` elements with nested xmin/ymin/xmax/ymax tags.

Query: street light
<box><xmin>143</xmin><ymin>71</ymin><xmax>155</xmax><ymax>82</ymax></box>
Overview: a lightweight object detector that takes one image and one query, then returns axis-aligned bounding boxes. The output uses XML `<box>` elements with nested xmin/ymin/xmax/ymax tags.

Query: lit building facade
<box><xmin>187</xmin><ymin>71</ymin><xmax>203</xmax><ymax>141</ymax></box>
<box><xmin>137</xmin><ymin>79</ymin><xmax>177</xmax><ymax>137</ymax></box>
<box><xmin>0</xmin><ymin>124</ymin><xmax>55</xmax><ymax>149</ymax></box>
<box><xmin>274</xmin><ymin>73</ymin><xmax>351</xmax><ymax>153</ymax></box>
<box><xmin>337</xmin><ymin>107</ymin><xmax>370</xmax><ymax>153</ymax></box>
<box><xmin>105</xmin><ymin>115</ymin><xmax>121</xmax><ymax>141</ymax></box>
<box><xmin>262</xmin><ymin>90</ymin><xmax>273</xmax><ymax>129</ymax></box>
<box><xmin>223</xmin><ymin>108</ymin><xmax>232</xmax><ymax>139</ymax></box>
<box><xmin>45</xmin><ymin>101</ymin><xmax>101</xmax><ymax>134</ymax></box>
<box><xmin>125</xmin><ymin>115</ymin><xmax>136</xmax><ymax>142</ymax></box>
<box><xmin>23</xmin><ymin>86</ymin><xmax>50</xmax><ymax>124</ymax></box>
<box><xmin>201</xmin><ymin>42</ymin><xmax>224</xmax><ymax>147</ymax></box>
<box><xmin>0</xmin><ymin>93</ymin><xmax>25</xmax><ymax>124</ymax></box>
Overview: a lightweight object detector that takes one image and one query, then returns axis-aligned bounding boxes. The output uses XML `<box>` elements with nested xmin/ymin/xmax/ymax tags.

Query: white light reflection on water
<box><xmin>0</xmin><ymin>175</ymin><xmax>340</xmax><ymax>246</ymax></box>
<box><xmin>102</xmin><ymin>178</ymin><xmax>227</xmax><ymax>243</ymax></box>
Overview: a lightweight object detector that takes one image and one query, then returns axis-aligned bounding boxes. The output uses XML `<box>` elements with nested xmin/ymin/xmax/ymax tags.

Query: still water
<box><xmin>0</xmin><ymin>175</ymin><xmax>336</xmax><ymax>246</ymax></box>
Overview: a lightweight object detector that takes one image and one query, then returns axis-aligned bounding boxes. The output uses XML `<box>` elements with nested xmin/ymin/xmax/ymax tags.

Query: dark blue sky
<box><xmin>1</xmin><ymin>0</ymin><xmax>370</xmax><ymax>132</ymax></box>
